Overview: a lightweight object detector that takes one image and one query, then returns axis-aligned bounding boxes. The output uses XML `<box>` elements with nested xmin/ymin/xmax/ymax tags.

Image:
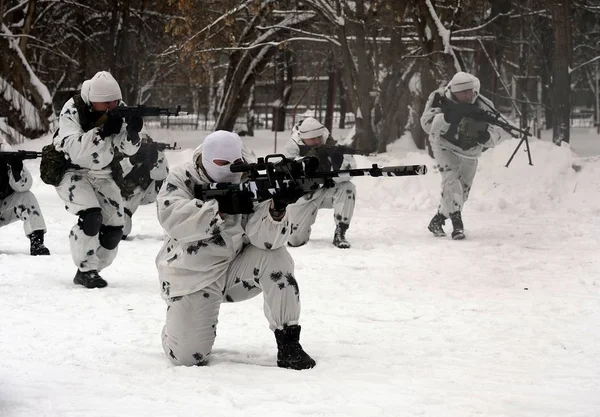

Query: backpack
<box><xmin>40</xmin><ymin>135</ymin><xmax>70</xmax><ymax>186</ymax></box>
<box><xmin>40</xmin><ymin>94</ymin><xmax>92</xmax><ymax>187</ymax></box>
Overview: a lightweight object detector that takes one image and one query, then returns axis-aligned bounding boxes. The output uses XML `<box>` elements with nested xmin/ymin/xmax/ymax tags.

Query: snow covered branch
<box><xmin>570</xmin><ymin>54</ymin><xmax>600</xmax><ymax>74</ymax></box>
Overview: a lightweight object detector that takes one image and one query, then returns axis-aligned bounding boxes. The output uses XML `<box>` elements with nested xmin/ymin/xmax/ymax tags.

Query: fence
<box><xmin>144</xmin><ymin>108</ymin><xmax>356</xmax><ymax>132</ymax></box>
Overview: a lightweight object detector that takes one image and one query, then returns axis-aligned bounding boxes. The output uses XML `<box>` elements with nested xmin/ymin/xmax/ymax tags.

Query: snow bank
<box><xmin>356</xmin><ymin>137</ymin><xmax>599</xmax><ymax>216</ymax></box>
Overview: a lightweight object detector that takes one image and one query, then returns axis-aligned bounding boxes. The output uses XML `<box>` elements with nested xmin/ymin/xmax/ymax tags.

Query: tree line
<box><xmin>1</xmin><ymin>0</ymin><xmax>598</xmax><ymax>150</ymax></box>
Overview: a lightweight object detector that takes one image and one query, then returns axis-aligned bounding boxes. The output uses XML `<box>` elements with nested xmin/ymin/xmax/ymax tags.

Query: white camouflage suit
<box><xmin>157</xmin><ymin>134</ymin><xmax>301</xmax><ymax>366</ymax></box>
<box><xmin>0</xmin><ymin>143</ymin><xmax>47</xmax><ymax>236</ymax></box>
<box><xmin>118</xmin><ymin>149</ymin><xmax>168</xmax><ymax>237</ymax></box>
<box><xmin>420</xmin><ymin>73</ymin><xmax>503</xmax><ymax>217</ymax></box>
<box><xmin>54</xmin><ymin>81</ymin><xmax>140</xmax><ymax>273</ymax></box>
<box><xmin>282</xmin><ymin>125</ymin><xmax>357</xmax><ymax>247</ymax></box>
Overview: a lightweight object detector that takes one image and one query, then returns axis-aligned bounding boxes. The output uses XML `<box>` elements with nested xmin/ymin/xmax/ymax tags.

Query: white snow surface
<box><xmin>1</xmin><ymin>128</ymin><xmax>600</xmax><ymax>417</ymax></box>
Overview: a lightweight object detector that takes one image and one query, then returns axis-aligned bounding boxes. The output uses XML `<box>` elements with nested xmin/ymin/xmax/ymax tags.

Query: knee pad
<box><xmin>77</xmin><ymin>208</ymin><xmax>103</xmax><ymax>236</ymax></box>
<box><xmin>99</xmin><ymin>225</ymin><xmax>123</xmax><ymax>250</ymax></box>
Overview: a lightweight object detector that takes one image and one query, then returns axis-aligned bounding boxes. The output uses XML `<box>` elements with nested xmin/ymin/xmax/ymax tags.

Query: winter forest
<box><xmin>2</xmin><ymin>1</ymin><xmax>600</xmax><ymax>417</ymax></box>
<box><xmin>2</xmin><ymin>0</ymin><xmax>599</xmax><ymax>150</ymax></box>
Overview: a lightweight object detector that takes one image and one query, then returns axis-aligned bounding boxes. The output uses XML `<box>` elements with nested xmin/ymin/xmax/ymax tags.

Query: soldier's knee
<box><xmin>163</xmin><ymin>340</ymin><xmax>211</xmax><ymax>367</ymax></box>
<box><xmin>77</xmin><ymin>208</ymin><xmax>103</xmax><ymax>236</ymax></box>
<box><xmin>99</xmin><ymin>225</ymin><xmax>123</xmax><ymax>250</ymax></box>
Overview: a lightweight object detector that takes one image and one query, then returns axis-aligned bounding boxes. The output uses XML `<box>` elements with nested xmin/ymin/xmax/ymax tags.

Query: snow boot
<box><xmin>28</xmin><ymin>230</ymin><xmax>50</xmax><ymax>256</ymax></box>
<box><xmin>274</xmin><ymin>325</ymin><xmax>316</xmax><ymax>370</ymax></box>
<box><xmin>427</xmin><ymin>212</ymin><xmax>447</xmax><ymax>237</ymax></box>
<box><xmin>449</xmin><ymin>211</ymin><xmax>465</xmax><ymax>240</ymax></box>
<box><xmin>333</xmin><ymin>222</ymin><xmax>351</xmax><ymax>249</ymax></box>
<box><xmin>73</xmin><ymin>269</ymin><xmax>108</xmax><ymax>288</ymax></box>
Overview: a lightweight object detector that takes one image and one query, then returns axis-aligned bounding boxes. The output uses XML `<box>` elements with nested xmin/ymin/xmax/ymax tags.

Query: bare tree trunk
<box><xmin>18</xmin><ymin>0</ymin><xmax>36</xmax><ymax>51</ymax></box>
<box><xmin>246</xmin><ymin>83</ymin><xmax>255</xmax><ymax>136</ymax></box>
<box><xmin>552</xmin><ymin>0</ymin><xmax>572</xmax><ymax>144</ymax></box>
<box><xmin>324</xmin><ymin>52</ymin><xmax>336</xmax><ymax>133</ymax></box>
<box><xmin>271</xmin><ymin>49</ymin><xmax>293</xmax><ymax>132</ymax></box>
<box><xmin>216</xmin><ymin>45</ymin><xmax>279</xmax><ymax>131</ymax></box>
<box><xmin>337</xmin><ymin>63</ymin><xmax>347</xmax><ymax>129</ymax></box>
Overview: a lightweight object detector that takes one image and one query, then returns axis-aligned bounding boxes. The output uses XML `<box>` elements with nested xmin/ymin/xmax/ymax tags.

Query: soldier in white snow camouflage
<box><xmin>0</xmin><ymin>142</ymin><xmax>50</xmax><ymax>256</ymax></box>
<box><xmin>282</xmin><ymin>117</ymin><xmax>357</xmax><ymax>249</ymax></box>
<box><xmin>421</xmin><ymin>71</ymin><xmax>504</xmax><ymax>240</ymax></box>
<box><xmin>156</xmin><ymin>130</ymin><xmax>315</xmax><ymax>370</ymax></box>
<box><xmin>54</xmin><ymin>71</ymin><xmax>143</xmax><ymax>288</ymax></box>
<box><xmin>111</xmin><ymin>134</ymin><xmax>169</xmax><ymax>239</ymax></box>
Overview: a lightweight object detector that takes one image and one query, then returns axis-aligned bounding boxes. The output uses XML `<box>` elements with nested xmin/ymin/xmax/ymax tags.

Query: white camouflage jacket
<box><xmin>155</xmin><ymin>144</ymin><xmax>291</xmax><ymax>299</ymax></box>
<box><xmin>54</xmin><ymin>87</ymin><xmax>140</xmax><ymax>172</ymax></box>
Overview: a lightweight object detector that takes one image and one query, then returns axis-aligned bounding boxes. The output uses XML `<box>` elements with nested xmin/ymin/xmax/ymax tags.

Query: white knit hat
<box><xmin>449</xmin><ymin>71</ymin><xmax>475</xmax><ymax>93</ymax></box>
<box><xmin>298</xmin><ymin>117</ymin><xmax>326</xmax><ymax>140</ymax></box>
<box><xmin>88</xmin><ymin>71</ymin><xmax>122</xmax><ymax>102</ymax></box>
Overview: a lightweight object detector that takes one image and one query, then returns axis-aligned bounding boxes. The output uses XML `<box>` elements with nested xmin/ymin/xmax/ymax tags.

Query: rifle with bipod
<box><xmin>194</xmin><ymin>154</ymin><xmax>427</xmax><ymax>203</ymax></box>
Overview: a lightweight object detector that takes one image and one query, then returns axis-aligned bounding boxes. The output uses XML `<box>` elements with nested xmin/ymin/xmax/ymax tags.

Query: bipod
<box><xmin>505</xmin><ymin>125</ymin><xmax>533</xmax><ymax>168</ymax></box>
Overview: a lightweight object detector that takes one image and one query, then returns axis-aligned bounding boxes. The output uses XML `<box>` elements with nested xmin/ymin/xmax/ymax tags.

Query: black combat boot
<box><xmin>28</xmin><ymin>230</ymin><xmax>50</xmax><ymax>256</ymax></box>
<box><xmin>427</xmin><ymin>212</ymin><xmax>447</xmax><ymax>237</ymax></box>
<box><xmin>449</xmin><ymin>211</ymin><xmax>465</xmax><ymax>240</ymax></box>
<box><xmin>333</xmin><ymin>222</ymin><xmax>351</xmax><ymax>249</ymax></box>
<box><xmin>274</xmin><ymin>325</ymin><xmax>316</xmax><ymax>370</ymax></box>
<box><xmin>73</xmin><ymin>269</ymin><xmax>108</xmax><ymax>288</ymax></box>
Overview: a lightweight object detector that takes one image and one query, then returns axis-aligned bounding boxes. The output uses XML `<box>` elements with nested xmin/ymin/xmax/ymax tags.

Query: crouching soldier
<box><xmin>282</xmin><ymin>117</ymin><xmax>357</xmax><ymax>248</ymax></box>
<box><xmin>0</xmin><ymin>142</ymin><xmax>50</xmax><ymax>255</ymax></box>
<box><xmin>157</xmin><ymin>130</ymin><xmax>315</xmax><ymax>370</ymax></box>
<box><xmin>112</xmin><ymin>134</ymin><xmax>169</xmax><ymax>239</ymax></box>
<box><xmin>53</xmin><ymin>71</ymin><xmax>142</xmax><ymax>288</ymax></box>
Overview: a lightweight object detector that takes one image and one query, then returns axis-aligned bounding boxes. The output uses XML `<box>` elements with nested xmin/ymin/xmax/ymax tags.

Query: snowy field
<box><xmin>1</xmin><ymin>127</ymin><xmax>600</xmax><ymax>417</ymax></box>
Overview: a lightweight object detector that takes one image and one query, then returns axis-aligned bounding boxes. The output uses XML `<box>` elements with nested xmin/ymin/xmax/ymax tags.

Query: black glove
<box><xmin>214</xmin><ymin>191</ymin><xmax>254</xmax><ymax>215</ymax></box>
<box><xmin>131</xmin><ymin>143</ymin><xmax>159</xmax><ymax>166</ymax></box>
<box><xmin>442</xmin><ymin>102</ymin><xmax>483</xmax><ymax>124</ymax></box>
<box><xmin>476</xmin><ymin>130</ymin><xmax>491</xmax><ymax>145</ymax></box>
<box><xmin>7</xmin><ymin>158</ymin><xmax>23</xmax><ymax>181</ymax></box>
<box><xmin>126</xmin><ymin>116</ymin><xmax>143</xmax><ymax>133</ymax></box>
<box><xmin>272</xmin><ymin>182</ymin><xmax>305</xmax><ymax>211</ymax></box>
<box><xmin>443</xmin><ymin>105</ymin><xmax>466</xmax><ymax>124</ymax></box>
<box><xmin>146</xmin><ymin>142</ymin><xmax>159</xmax><ymax>165</ymax></box>
<box><xmin>99</xmin><ymin>113</ymin><xmax>123</xmax><ymax>138</ymax></box>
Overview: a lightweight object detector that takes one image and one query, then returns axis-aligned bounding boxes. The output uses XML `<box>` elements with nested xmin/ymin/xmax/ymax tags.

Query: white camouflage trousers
<box><xmin>161</xmin><ymin>245</ymin><xmax>300</xmax><ymax>366</ymax></box>
<box><xmin>0</xmin><ymin>191</ymin><xmax>47</xmax><ymax>236</ymax></box>
<box><xmin>286</xmin><ymin>181</ymin><xmax>356</xmax><ymax>246</ymax></box>
<box><xmin>122</xmin><ymin>182</ymin><xmax>158</xmax><ymax>237</ymax></box>
<box><xmin>433</xmin><ymin>146</ymin><xmax>478</xmax><ymax>217</ymax></box>
<box><xmin>56</xmin><ymin>170</ymin><xmax>125</xmax><ymax>272</ymax></box>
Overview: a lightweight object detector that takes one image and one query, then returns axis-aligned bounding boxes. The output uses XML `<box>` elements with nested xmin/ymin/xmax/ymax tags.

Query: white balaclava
<box><xmin>201</xmin><ymin>130</ymin><xmax>244</xmax><ymax>183</ymax></box>
<box><xmin>298</xmin><ymin>117</ymin><xmax>327</xmax><ymax>142</ymax></box>
<box><xmin>88</xmin><ymin>71</ymin><xmax>122</xmax><ymax>103</ymax></box>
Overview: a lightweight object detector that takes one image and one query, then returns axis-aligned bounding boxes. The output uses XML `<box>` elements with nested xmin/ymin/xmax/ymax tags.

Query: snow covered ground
<box><xmin>1</xmin><ymin>128</ymin><xmax>600</xmax><ymax>417</ymax></box>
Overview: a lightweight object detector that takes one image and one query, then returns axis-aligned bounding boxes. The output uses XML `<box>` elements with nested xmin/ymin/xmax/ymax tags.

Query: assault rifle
<box><xmin>154</xmin><ymin>141</ymin><xmax>180</xmax><ymax>151</ymax></box>
<box><xmin>100</xmin><ymin>105</ymin><xmax>186</xmax><ymax>144</ymax></box>
<box><xmin>298</xmin><ymin>144</ymin><xmax>371</xmax><ymax>157</ymax></box>
<box><xmin>435</xmin><ymin>94</ymin><xmax>533</xmax><ymax>167</ymax></box>
<box><xmin>109</xmin><ymin>105</ymin><xmax>185</xmax><ymax>119</ymax></box>
<box><xmin>194</xmin><ymin>154</ymin><xmax>427</xmax><ymax>203</ymax></box>
<box><xmin>0</xmin><ymin>150</ymin><xmax>43</xmax><ymax>160</ymax></box>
